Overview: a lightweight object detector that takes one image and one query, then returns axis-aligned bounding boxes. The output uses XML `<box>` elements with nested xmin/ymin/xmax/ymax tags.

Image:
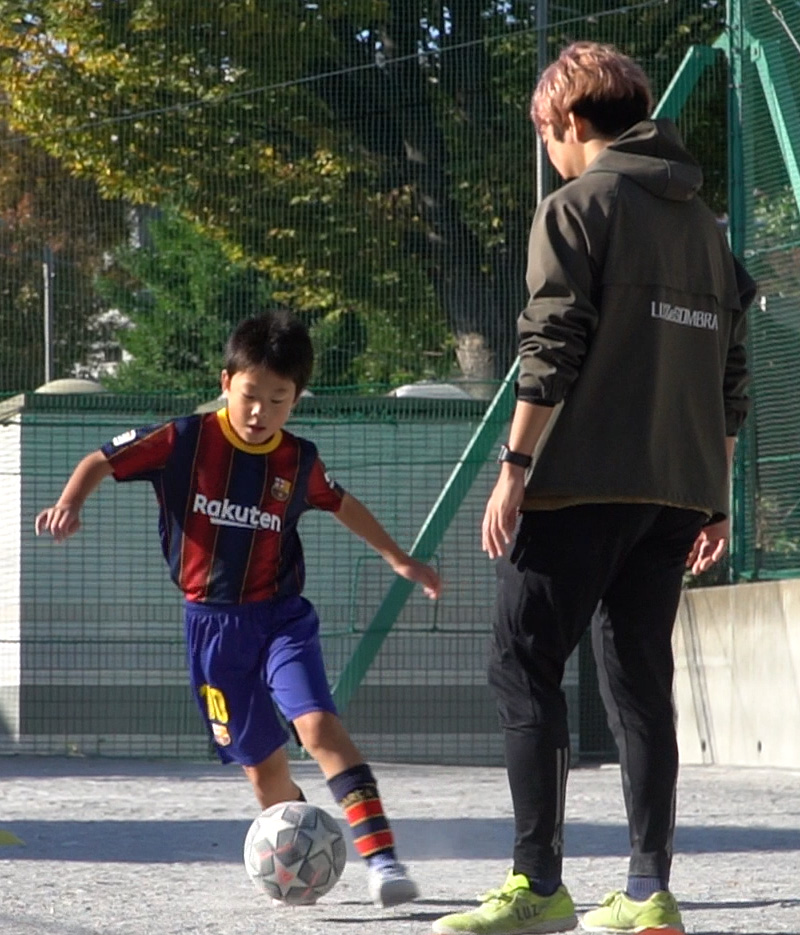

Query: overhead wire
<box><xmin>0</xmin><ymin>0</ymin><xmax>681</xmax><ymax>147</ymax></box>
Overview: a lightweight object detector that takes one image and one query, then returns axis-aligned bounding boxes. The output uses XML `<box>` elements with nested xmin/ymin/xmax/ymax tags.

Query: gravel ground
<box><xmin>1</xmin><ymin>757</ymin><xmax>798</xmax><ymax>935</ymax></box>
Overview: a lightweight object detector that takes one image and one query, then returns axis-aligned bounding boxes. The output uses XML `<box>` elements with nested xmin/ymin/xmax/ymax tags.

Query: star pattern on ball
<box><xmin>244</xmin><ymin>802</ymin><xmax>347</xmax><ymax>905</ymax></box>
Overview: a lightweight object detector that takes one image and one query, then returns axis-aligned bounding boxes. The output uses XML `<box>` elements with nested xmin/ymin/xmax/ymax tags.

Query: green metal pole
<box><xmin>726</xmin><ymin>0</ymin><xmax>750</xmax><ymax>580</ymax></box>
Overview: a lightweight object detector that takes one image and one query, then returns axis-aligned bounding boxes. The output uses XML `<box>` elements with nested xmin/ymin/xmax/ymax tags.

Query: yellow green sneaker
<box><xmin>580</xmin><ymin>890</ymin><xmax>684</xmax><ymax>932</ymax></box>
<box><xmin>432</xmin><ymin>871</ymin><xmax>578</xmax><ymax>935</ymax></box>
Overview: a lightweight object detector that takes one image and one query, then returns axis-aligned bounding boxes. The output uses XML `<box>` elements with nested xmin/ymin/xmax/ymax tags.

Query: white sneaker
<box><xmin>367</xmin><ymin>860</ymin><xmax>419</xmax><ymax>907</ymax></box>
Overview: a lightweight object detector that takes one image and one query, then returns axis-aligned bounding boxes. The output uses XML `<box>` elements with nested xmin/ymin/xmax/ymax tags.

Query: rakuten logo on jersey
<box><xmin>192</xmin><ymin>494</ymin><xmax>282</xmax><ymax>532</ymax></box>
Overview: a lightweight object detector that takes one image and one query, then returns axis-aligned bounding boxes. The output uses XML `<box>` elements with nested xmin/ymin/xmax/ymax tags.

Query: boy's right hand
<box><xmin>391</xmin><ymin>555</ymin><xmax>442</xmax><ymax>600</ymax></box>
<box><xmin>35</xmin><ymin>504</ymin><xmax>82</xmax><ymax>542</ymax></box>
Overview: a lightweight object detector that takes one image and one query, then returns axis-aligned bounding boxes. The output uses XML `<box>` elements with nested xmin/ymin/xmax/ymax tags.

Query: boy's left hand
<box><xmin>392</xmin><ymin>556</ymin><xmax>442</xmax><ymax>600</ymax></box>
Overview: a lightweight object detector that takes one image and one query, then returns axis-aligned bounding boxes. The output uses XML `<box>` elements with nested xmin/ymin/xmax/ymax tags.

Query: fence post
<box><xmin>42</xmin><ymin>245</ymin><xmax>55</xmax><ymax>385</ymax></box>
<box><xmin>726</xmin><ymin>0</ymin><xmax>750</xmax><ymax>580</ymax></box>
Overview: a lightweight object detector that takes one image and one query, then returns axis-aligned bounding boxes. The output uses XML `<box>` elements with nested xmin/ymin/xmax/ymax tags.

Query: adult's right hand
<box><xmin>481</xmin><ymin>467</ymin><xmax>526</xmax><ymax>559</ymax></box>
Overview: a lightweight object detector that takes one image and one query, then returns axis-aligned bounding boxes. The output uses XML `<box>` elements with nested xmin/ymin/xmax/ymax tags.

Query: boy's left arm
<box><xmin>334</xmin><ymin>493</ymin><xmax>441</xmax><ymax>599</ymax></box>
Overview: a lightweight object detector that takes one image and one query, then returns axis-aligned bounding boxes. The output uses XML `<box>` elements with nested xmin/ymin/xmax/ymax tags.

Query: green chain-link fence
<box><xmin>1</xmin><ymin>1</ymin><xmax>796</xmax><ymax>762</ymax></box>
<box><xmin>732</xmin><ymin>0</ymin><xmax>800</xmax><ymax>580</ymax></box>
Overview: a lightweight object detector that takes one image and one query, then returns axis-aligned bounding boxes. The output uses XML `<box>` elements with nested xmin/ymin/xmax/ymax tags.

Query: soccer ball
<box><xmin>243</xmin><ymin>801</ymin><xmax>347</xmax><ymax>905</ymax></box>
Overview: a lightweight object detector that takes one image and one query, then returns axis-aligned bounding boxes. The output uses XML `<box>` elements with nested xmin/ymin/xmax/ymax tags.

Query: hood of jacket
<box><xmin>584</xmin><ymin>118</ymin><xmax>703</xmax><ymax>202</ymax></box>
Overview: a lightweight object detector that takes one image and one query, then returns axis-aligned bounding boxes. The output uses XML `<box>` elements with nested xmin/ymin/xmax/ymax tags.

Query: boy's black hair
<box><xmin>224</xmin><ymin>311</ymin><xmax>314</xmax><ymax>393</ymax></box>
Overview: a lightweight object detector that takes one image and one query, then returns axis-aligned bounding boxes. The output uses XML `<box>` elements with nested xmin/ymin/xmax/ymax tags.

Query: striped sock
<box><xmin>327</xmin><ymin>764</ymin><xmax>395</xmax><ymax>863</ymax></box>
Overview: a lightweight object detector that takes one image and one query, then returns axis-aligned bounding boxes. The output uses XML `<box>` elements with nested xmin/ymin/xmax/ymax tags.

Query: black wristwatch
<box><xmin>497</xmin><ymin>444</ymin><xmax>532</xmax><ymax>468</ymax></box>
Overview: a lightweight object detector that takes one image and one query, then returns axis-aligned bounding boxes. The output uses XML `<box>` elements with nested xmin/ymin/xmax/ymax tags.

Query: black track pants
<box><xmin>488</xmin><ymin>503</ymin><xmax>706</xmax><ymax>885</ymax></box>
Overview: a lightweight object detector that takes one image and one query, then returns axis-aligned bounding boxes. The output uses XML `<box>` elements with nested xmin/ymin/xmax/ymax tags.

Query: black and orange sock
<box><xmin>327</xmin><ymin>763</ymin><xmax>395</xmax><ymax>864</ymax></box>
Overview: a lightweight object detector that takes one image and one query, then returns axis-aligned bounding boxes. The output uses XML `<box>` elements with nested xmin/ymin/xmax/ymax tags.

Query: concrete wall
<box><xmin>674</xmin><ymin>579</ymin><xmax>800</xmax><ymax>767</ymax></box>
<box><xmin>0</xmin><ymin>421</ymin><xmax>21</xmax><ymax>739</ymax></box>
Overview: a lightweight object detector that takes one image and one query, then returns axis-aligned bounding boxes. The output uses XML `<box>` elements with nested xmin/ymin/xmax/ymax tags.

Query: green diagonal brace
<box><xmin>752</xmin><ymin>39</ymin><xmax>800</xmax><ymax>217</ymax></box>
<box><xmin>331</xmin><ymin>360</ymin><xmax>518</xmax><ymax>711</ymax></box>
<box><xmin>653</xmin><ymin>44</ymin><xmax>720</xmax><ymax>120</ymax></box>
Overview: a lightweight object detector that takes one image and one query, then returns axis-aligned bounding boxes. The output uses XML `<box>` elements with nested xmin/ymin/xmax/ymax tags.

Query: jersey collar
<box><xmin>215</xmin><ymin>408</ymin><xmax>283</xmax><ymax>454</ymax></box>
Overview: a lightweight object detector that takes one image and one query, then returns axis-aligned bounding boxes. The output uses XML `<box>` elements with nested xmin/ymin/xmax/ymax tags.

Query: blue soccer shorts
<box><xmin>183</xmin><ymin>595</ymin><xmax>338</xmax><ymax>766</ymax></box>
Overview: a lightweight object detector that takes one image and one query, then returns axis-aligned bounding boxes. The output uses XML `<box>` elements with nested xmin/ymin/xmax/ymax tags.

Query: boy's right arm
<box><xmin>334</xmin><ymin>493</ymin><xmax>441</xmax><ymax>599</ymax></box>
<box><xmin>35</xmin><ymin>450</ymin><xmax>114</xmax><ymax>542</ymax></box>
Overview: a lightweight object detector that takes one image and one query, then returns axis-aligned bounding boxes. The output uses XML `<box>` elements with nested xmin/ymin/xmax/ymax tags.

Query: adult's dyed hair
<box><xmin>531</xmin><ymin>41</ymin><xmax>653</xmax><ymax>141</ymax></box>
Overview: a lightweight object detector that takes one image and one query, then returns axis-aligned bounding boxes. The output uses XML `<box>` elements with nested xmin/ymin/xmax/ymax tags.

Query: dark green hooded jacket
<box><xmin>518</xmin><ymin>119</ymin><xmax>755</xmax><ymax>520</ymax></box>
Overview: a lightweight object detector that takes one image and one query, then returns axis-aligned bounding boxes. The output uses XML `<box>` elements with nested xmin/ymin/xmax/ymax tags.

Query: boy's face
<box><xmin>220</xmin><ymin>366</ymin><xmax>298</xmax><ymax>446</ymax></box>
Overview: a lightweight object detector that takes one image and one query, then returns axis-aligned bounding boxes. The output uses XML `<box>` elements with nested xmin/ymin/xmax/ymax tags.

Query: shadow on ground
<box><xmin>1</xmin><ymin>818</ymin><xmax>798</xmax><ymax>863</ymax></box>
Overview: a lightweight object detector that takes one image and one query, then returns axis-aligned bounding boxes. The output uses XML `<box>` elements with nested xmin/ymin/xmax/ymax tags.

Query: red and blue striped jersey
<box><xmin>101</xmin><ymin>409</ymin><xmax>345</xmax><ymax>604</ymax></box>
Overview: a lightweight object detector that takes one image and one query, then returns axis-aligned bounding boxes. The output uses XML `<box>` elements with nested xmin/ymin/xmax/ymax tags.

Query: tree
<box><xmin>0</xmin><ymin>1</ymin><xmax>728</xmax><ymax>392</ymax></box>
<box><xmin>97</xmin><ymin>209</ymin><xmax>275</xmax><ymax>393</ymax></box>
<box><xmin>0</xmin><ymin>124</ymin><xmax>128</xmax><ymax>393</ymax></box>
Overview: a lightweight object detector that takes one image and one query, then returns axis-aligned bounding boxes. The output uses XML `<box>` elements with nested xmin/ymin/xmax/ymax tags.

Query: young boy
<box><xmin>433</xmin><ymin>41</ymin><xmax>754</xmax><ymax>935</ymax></box>
<box><xmin>35</xmin><ymin>310</ymin><xmax>441</xmax><ymax>909</ymax></box>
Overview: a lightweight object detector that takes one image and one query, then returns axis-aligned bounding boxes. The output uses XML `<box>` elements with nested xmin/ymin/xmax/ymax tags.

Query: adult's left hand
<box><xmin>686</xmin><ymin>517</ymin><xmax>729</xmax><ymax>575</ymax></box>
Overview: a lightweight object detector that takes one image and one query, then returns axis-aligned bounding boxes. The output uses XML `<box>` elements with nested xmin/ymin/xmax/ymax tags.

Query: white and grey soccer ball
<box><xmin>243</xmin><ymin>801</ymin><xmax>347</xmax><ymax>905</ymax></box>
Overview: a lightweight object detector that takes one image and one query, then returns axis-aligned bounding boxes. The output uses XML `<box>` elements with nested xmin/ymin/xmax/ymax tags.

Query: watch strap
<box><xmin>497</xmin><ymin>444</ymin><xmax>532</xmax><ymax>468</ymax></box>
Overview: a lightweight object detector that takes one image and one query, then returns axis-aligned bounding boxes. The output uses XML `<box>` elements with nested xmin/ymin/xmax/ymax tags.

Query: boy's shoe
<box><xmin>580</xmin><ymin>890</ymin><xmax>684</xmax><ymax>932</ymax></box>
<box><xmin>432</xmin><ymin>871</ymin><xmax>578</xmax><ymax>934</ymax></box>
<box><xmin>367</xmin><ymin>859</ymin><xmax>419</xmax><ymax>907</ymax></box>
